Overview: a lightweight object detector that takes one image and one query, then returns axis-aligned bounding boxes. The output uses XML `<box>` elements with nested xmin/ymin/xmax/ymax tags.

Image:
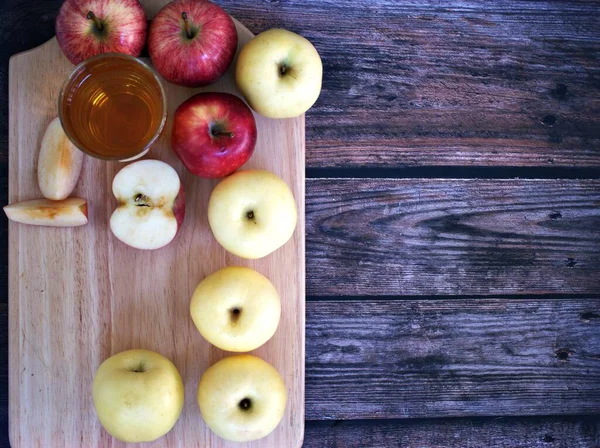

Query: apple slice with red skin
<box><xmin>56</xmin><ymin>0</ymin><xmax>147</xmax><ymax>65</ymax></box>
<box><xmin>4</xmin><ymin>198</ymin><xmax>88</xmax><ymax>227</ymax></box>
<box><xmin>148</xmin><ymin>0</ymin><xmax>237</xmax><ymax>87</ymax></box>
<box><xmin>110</xmin><ymin>160</ymin><xmax>185</xmax><ymax>250</ymax></box>
<box><xmin>172</xmin><ymin>92</ymin><xmax>257</xmax><ymax>178</ymax></box>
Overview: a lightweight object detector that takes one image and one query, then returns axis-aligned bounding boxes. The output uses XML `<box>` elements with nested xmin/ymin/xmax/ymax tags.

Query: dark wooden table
<box><xmin>1</xmin><ymin>1</ymin><xmax>600</xmax><ymax>447</ymax></box>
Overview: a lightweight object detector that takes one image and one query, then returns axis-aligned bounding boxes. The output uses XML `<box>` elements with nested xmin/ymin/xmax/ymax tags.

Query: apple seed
<box><xmin>134</xmin><ymin>193</ymin><xmax>151</xmax><ymax>207</ymax></box>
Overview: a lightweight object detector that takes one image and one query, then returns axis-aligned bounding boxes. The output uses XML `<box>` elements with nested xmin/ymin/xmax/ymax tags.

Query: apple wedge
<box><xmin>38</xmin><ymin>117</ymin><xmax>84</xmax><ymax>200</ymax></box>
<box><xmin>4</xmin><ymin>198</ymin><xmax>88</xmax><ymax>227</ymax></box>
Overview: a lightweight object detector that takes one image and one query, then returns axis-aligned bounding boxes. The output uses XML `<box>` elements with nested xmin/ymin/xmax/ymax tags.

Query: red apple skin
<box><xmin>173</xmin><ymin>184</ymin><xmax>186</xmax><ymax>231</ymax></box>
<box><xmin>56</xmin><ymin>0</ymin><xmax>147</xmax><ymax>65</ymax></box>
<box><xmin>172</xmin><ymin>93</ymin><xmax>257</xmax><ymax>178</ymax></box>
<box><xmin>148</xmin><ymin>0</ymin><xmax>237</xmax><ymax>87</ymax></box>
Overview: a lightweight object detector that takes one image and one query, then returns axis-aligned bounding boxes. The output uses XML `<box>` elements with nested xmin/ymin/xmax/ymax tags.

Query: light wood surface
<box><xmin>8</xmin><ymin>2</ymin><xmax>305</xmax><ymax>447</ymax></box>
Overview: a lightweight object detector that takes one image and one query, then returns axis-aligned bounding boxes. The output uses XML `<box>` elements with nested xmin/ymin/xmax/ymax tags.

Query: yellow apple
<box><xmin>198</xmin><ymin>354</ymin><xmax>287</xmax><ymax>442</ymax></box>
<box><xmin>190</xmin><ymin>266</ymin><xmax>281</xmax><ymax>352</ymax></box>
<box><xmin>236</xmin><ymin>28</ymin><xmax>323</xmax><ymax>118</ymax></box>
<box><xmin>208</xmin><ymin>169</ymin><xmax>297</xmax><ymax>259</ymax></box>
<box><xmin>92</xmin><ymin>349</ymin><xmax>184</xmax><ymax>443</ymax></box>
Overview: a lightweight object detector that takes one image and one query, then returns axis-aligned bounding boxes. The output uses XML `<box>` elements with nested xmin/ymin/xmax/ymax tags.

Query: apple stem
<box><xmin>86</xmin><ymin>11</ymin><xmax>103</xmax><ymax>31</ymax></box>
<box><xmin>181</xmin><ymin>12</ymin><xmax>193</xmax><ymax>39</ymax></box>
<box><xmin>212</xmin><ymin>130</ymin><xmax>235</xmax><ymax>138</ymax></box>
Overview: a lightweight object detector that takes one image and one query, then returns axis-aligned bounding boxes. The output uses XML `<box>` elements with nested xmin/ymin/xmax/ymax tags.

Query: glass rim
<box><xmin>58</xmin><ymin>52</ymin><xmax>167</xmax><ymax>162</ymax></box>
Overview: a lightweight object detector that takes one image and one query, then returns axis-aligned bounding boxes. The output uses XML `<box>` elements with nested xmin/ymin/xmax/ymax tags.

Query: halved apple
<box><xmin>37</xmin><ymin>117</ymin><xmax>84</xmax><ymax>201</ymax></box>
<box><xmin>110</xmin><ymin>160</ymin><xmax>185</xmax><ymax>250</ymax></box>
<box><xmin>4</xmin><ymin>198</ymin><xmax>88</xmax><ymax>227</ymax></box>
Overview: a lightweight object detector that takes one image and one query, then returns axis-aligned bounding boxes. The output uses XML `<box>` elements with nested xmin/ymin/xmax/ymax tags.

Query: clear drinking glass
<box><xmin>58</xmin><ymin>53</ymin><xmax>167</xmax><ymax>162</ymax></box>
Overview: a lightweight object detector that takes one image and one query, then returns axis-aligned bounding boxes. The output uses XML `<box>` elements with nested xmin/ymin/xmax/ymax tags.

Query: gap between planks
<box><xmin>306</xmin><ymin>293</ymin><xmax>600</xmax><ymax>302</ymax></box>
<box><xmin>306</xmin><ymin>166</ymin><xmax>600</xmax><ymax>179</ymax></box>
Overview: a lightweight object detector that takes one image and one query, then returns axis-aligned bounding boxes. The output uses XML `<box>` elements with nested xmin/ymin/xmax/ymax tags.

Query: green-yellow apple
<box><xmin>92</xmin><ymin>349</ymin><xmax>184</xmax><ymax>443</ymax></box>
<box><xmin>190</xmin><ymin>266</ymin><xmax>281</xmax><ymax>352</ymax></box>
<box><xmin>208</xmin><ymin>169</ymin><xmax>297</xmax><ymax>259</ymax></box>
<box><xmin>236</xmin><ymin>28</ymin><xmax>323</xmax><ymax>118</ymax></box>
<box><xmin>198</xmin><ymin>354</ymin><xmax>287</xmax><ymax>442</ymax></box>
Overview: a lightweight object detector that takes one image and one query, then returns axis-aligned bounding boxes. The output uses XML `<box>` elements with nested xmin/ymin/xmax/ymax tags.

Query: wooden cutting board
<box><xmin>8</xmin><ymin>2</ymin><xmax>305</xmax><ymax>447</ymax></box>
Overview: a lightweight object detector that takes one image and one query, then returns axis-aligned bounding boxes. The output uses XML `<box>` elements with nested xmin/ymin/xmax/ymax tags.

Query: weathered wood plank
<box><xmin>1</xmin><ymin>0</ymin><xmax>600</xmax><ymax>168</ymax></box>
<box><xmin>226</xmin><ymin>0</ymin><xmax>600</xmax><ymax>168</ymax></box>
<box><xmin>307</xmin><ymin>179</ymin><xmax>600</xmax><ymax>296</ymax></box>
<box><xmin>305</xmin><ymin>299</ymin><xmax>600</xmax><ymax>419</ymax></box>
<box><xmin>305</xmin><ymin>416</ymin><xmax>600</xmax><ymax>448</ymax></box>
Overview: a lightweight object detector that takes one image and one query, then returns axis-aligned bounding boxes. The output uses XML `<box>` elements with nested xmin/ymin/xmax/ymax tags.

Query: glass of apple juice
<box><xmin>59</xmin><ymin>53</ymin><xmax>167</xmax><ymax>162</ymax></box>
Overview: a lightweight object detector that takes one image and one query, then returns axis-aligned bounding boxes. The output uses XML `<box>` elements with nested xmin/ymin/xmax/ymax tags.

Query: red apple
<box><xmin>56</xmin><ymin>0</ymin><xmax>147</xmax><ymax>65</ymax></box>
<box><xmin>110</xmin><ymin>160</ymin><xmax>185</xmax><ymax>250</ymax></box>
<box><xmin>148</xmin><ymin>0</ymin><xmax>237</xmax><ymax>87</ymax></box>
<box><xmin>172</xmin><ymin>93</ymin><xmax>257</xmax><ymax>178</ymax></box>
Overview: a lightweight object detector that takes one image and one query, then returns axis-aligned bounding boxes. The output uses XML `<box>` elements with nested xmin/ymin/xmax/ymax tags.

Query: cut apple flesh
<box><xmin>4</xmin><ymin>198</ymin><xmax>88</xmax><ymax>227</ymax></box>
<box><xmin>110</xmin><ymin>160</ymin><xmax>183</xmax><ymax>250</ymax></box>
<box><xmin>110</xmin><ymin>205</ymin><xmax>178</xmax><ymax>250</ymax></box>
<box><xmin>37</xmin><ymin>117</ymin><xmax>84</xmax><ymax>200</ymax></box>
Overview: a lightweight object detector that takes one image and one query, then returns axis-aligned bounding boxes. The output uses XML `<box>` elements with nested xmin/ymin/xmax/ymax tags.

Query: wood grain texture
<box><xmin>1</xmin><ymin>0</ymin><xmax>600</xmax><ymax>169</ymax></box>
<box><xmin>2</xmin><ymin>1</ymin><xmax>600</xmax><ymax>447</ymax></box>
<box><xmin>305</xmin><ymin>299</ymin><xmax>600</xmax><ymax>420</ymax></box>
<box><xmin>307</xmin><ymin>178</ymin><xmax>600</xmax><ymax>296</ymax></box>
<box><xmin>8</xmin><ymin>3</ymin><xmax>305</xmax><ymax>447</ymax></box>
<box><xmin>304</xmin><ymin>416</ymin><xmax>600</xmax><ymax>448</ymax></box>
<box><xmin>224</xmin><ymin>0</ymin><xmax>600</xmax><ymax>168</ymax></box>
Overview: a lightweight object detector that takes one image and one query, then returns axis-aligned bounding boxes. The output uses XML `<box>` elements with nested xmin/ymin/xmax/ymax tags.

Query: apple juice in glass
<box><xmin>59</xmin><ymin>53</ymin><xmax>166</xmax><ymax>161</ymax></box>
